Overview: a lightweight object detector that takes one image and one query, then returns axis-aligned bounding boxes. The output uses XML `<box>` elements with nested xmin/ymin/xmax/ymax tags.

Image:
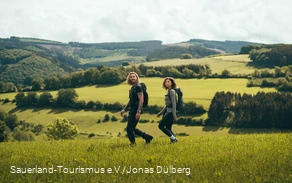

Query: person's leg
<box><xmin>126</xmin><ymin>110</ymin><xmax>139</xmax><ymax>144</ymax></box>
<box><xmin>133</xmin><ymin>128</ymin><xmax>153</xmax><ymax>143</ymax></box>
<box><xmin>159</xmin><ymin>113</ymin><xmax>178</xmax><ymax>143</ymax></box>
<box><xmin>126</xmin><ymin>109</ymin><xmax>153</xmax><ymax>144</ymax></box>
<box><xmin>165</xmin><ymin>119</ymin><xmax>175</xmax><ymax>136</ymax></box>
<box><xmin>158</xmin><ymin>113</ymin><xmax>173</xmax><ymax>137</ymax></box>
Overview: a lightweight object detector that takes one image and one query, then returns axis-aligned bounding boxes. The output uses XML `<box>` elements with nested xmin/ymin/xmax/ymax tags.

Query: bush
<box><xmin>278</xmin><ymin>81</ymin><xmax>292</xmax><ymax>92</ymax></box>
<box><xmin>72</xmin><ymin>100</ymin><xmax>86</xmax><ymax>109</ymax></box>
<box><xmin>181</xmin><ymin>53</ymin><xmax>192</xmax><ymax>59</ymax></box>
<box><xmin>261</xmin><ymin>79</ymin><xmax>277</xmax><ymax>87</ymax></box>
<box><xmin>88</xmin><ymin>133</ymin><xmax>95</xmax><ymax>138</ymax></box>
<box><xmin>103</xmin><ymin>114</ymin><xmax>110</xmax><ymax>122</ymax></box>
<box><xmin>121</xmin><ymin>114</ymin><xmax>128</xmax><ymax>122</ymax></box>
<box><xmin>139</xmin><ymin>119</ymin><xmax>149</xmax><ymax>123</ymax></box>
<box><xmin>32</xmin><ymin>124</ymin><xmax>44</xmax><ymax>135</ymax></box>
<box><xmin>47</xmin><ymin>118</ymin><xmax>78</xmax><ymax>140</ymax></box>
<box><xmin>221</xmin><ymin>69</ymin><xmax>231</xmax><ymax>78</ymax></box>
<box><xmin>150</xmin><ymin>58</ymin><xmax>160</xmax><ymax>62</ymax></box>
<box><xmin>175</xmin><ymin>132</ymin><xmax>189</xmax><ymax>136</ymax></box>
<box><xmin>95</xmin><ymin>101</ymin><xmax>103</xmax><ymax>110</ymax></box>
<box><xmin>0</xmin><ymin>120</ymin><xmax>10</xmax><ymax>142</ymax></box>
<box><xmin>246</xmin><ymin>81</ymin><xmax>254</xmax><ymax>87</ymax></box>
<box><xmin>111</xmin><ymin>115</ymin><xmax>118</xmax><ymax>122</ymax></box>
<box><xmin>86</xmin><ymin>100</ymin><xmax>95</xmax><ymax>109</ymax></box>
<box><xmin>12</xmin><ymin>129</ymin><xmax>35</xmax><ymax>141</ymax></box>
<box><xmin>2</xmin><ymin>98</ymin><xmax>10</xmax><ymax>104</ymax></box>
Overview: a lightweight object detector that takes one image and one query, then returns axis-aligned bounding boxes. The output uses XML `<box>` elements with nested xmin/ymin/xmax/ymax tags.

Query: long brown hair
<box><xmin>162</xmin><ymin>77</ymin><xmax>177</xmax><ymax>90</ymax></box>
<box><xmin>126</xmin><ymin>72</ymin><xmax>141</xmax><ymax>85</ymax></box>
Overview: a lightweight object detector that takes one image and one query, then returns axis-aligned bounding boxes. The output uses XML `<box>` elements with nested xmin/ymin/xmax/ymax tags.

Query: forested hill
<box><xmin>184</xmin><ymin>39</ymin><xmax>261</xmax><ymax>53</ymax></box>
<box><xmin>240</xmin><ymin>44</ymin><xmax>292</xmax><ymax>67</ymax></box>
<box><xmin>1</xmin><ymin>36</ymin><xmax>260</xmax><ymax>84</ymax></box>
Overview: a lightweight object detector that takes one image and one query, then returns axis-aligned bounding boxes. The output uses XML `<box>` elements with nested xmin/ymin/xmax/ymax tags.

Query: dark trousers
<box><xmin>126</xmin><ymin>107</ymin><xmax>151</xmax><ymax>143</ymax></box>
<box><xmin>158</xmin><ymin>113</ymin><xmax>175</xmax><ymax>137</ymax></box>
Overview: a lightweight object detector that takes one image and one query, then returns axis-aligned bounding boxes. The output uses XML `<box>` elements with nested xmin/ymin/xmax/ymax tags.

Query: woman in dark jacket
<box><xmin>157</xmin><ymin>77</ymin><xmax>178</xmax><ymax>143</ymax></box>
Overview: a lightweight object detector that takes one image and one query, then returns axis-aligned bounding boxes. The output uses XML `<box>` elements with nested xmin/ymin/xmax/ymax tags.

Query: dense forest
<box><xmin>187</xmin><ymin>39</ymin><xmax>260</xmax><ymax>53</ymax></box>
<box><xmin>206</xmin><ymin>91</ymin><xmax>292</xmax><ymax>128</ymax></box>
<box><xmin>240</xmin><ymin>44</ymin><xmax>292</xmax><ymax>67</ymax></box>
<box><xmin>146</xmin><ymin>45</ymin><xmax>220</xmax><ymax>61</ymax></box>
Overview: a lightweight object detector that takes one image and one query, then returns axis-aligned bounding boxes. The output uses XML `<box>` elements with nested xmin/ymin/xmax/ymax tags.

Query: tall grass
<box><xmin>0</xmin><ymin>134</ymin><xmax>291</xmax><ymax>182</ymax></box>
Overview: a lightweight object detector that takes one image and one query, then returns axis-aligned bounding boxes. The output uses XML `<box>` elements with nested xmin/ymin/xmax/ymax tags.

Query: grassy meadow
<box><xmin>141</xmin><ymin>54</ymin><xmax>255</xmax><ymax>75</ymax></box>
<box><xmin>0</xmin><ymin>134</ymin><xmax>292</xmax><ymax>182</ymax></box>
<box><xmin>0</xmin><ymin>78</ymin><xmax>276</xmax><ymax>109</ymax></box>
<box><xmin>0</xmin><ymin>54</ymin><xmax>291</xmax><ymax>182</ymax></box>
<box><xmin>0</xmin><ymin>78</ymin><xmax>276</xmax><ymax>137</ymax></box>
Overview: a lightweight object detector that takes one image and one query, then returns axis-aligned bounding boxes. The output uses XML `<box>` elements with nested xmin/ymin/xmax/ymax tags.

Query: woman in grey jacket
<box><xmin>157</xmin><ymin>77</ymin><xmax>178</xmax><ymax>143</ymax></box>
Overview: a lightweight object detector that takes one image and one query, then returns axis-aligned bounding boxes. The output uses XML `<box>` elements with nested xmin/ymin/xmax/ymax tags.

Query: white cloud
<box><xmin>0</xmin><ymin>0</ymin><xmax>291</xmax><ymax>44</ymax></box>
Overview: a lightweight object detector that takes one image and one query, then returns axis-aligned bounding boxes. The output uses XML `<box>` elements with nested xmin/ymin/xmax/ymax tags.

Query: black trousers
<box><xmin>126</xmin><ymin>107</ymin><xmax>150</xmax><ymax>143</ymax></box>
<box><xmin>158</xmin><ymin>112</ymin><xmax>175</xmax><ymax>137</ymax></box>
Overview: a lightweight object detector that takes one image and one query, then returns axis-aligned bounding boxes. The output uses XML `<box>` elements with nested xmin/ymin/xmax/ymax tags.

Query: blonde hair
<box><xmin>162</xmin><ymin>77</ymin><xmax>177</xmax><ymax>90</ymax></box>
<box><xmin>126</xmin><ymin>72</ymin><xmax>141</xmax><ymax>85</ymax></box>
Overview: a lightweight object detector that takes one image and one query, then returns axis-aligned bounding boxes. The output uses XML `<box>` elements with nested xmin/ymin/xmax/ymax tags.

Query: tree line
<box><xmin>146</xmin><ymin>46</ymin><xmax>220</xmax><ymax>61</ymax></box>
<box><xmin>245</xmin><ymin>65</ymin><xmax>292</xmax><ymax>92</ymax></box>
<box><xmin>240</xmin><ymin>44</ymin><xmax>292</xmax><ymax>67</ymax></box>
<box><xmin>13</xmin><ymin>88</ymin><xmax>206</xmax><ymax>116</ymax></box>
<box><xmin>0</xmin><ymin>63</ymin><xmax>213</xmax><ymax>93</ymax></box>
<box><xmin>68</xmin><ymin>40</ymin><xmax>163</xmax><ymax>50</ymax></box>
<box><xmin>206</xmin><ymin>91</ymin><xmax>292</xmax><ymax>128</ymax></box>
<box><xmin>0</xmin><ymin>109</ymin><xmax>44</xmax><ymax>142</ymax></box>
<box><xmin>189</xmin><ymin>39</ymin><xmax>260</xmax><ymax>53</ymax></box>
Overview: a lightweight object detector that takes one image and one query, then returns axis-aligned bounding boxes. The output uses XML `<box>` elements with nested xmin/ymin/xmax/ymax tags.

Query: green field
<box><xmin>0</xmin><ymin>78</ymin><xmax>276</xmax><ymax>136</ymax></box>
<box><xmin>0</xmin><ymin>134</ymin><xmax>291</xmax><ymax>182</ymax></box>
<box><xmin>0</xmin><ymin>78</ymin><xmax>276</xmax><ymax>110</ymax></box>
<box><xmin>0</xmin><ymin>53</ymin><xmax>291</xmax><ymax>182</ymax></box>
<box><xmin>141</xmin><ymin>54</ymin><xmax>255</xmax><ymax>75</ymax></box>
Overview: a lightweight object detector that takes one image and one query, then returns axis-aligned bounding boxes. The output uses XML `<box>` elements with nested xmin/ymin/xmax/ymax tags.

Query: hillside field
<box><xmin>0</xmin><ymin>78</ymin><xmax>276</xmax><ymax>137</ymax></box>
<box><xmin>0</xmin><ymin>78</ymin><xmax>276</xmax><ymax>109</ymax></box>
<box><xmin>140</xmin><ymin>54</ymin><xmax>255</xmax><ymax>75</ymax></box>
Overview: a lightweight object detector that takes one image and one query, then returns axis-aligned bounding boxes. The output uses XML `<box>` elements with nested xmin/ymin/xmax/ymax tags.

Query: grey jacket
<box><xmin>158</xmin><ymin>89</ymin><xmax>177</xmax><ymax>118</ymax></box>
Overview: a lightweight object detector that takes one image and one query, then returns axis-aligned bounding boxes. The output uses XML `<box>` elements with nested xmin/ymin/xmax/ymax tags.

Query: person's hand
<box><xmin>120</xmin><ymin>109</ymin><xmax>125</xmax><ymax>117</ymax></box>
<box><xmin>157</xmin><ymin>113</ymin><xmax>161</xmax><ymax>118</ymax></box>
<box><xmin>173</xmin><ymin>116</ymin><xmax>178</xmax><ymax>121</ymax></box>
<box><xmin>135</xmin><ymin>112</ymin><xmax>140</xmax><ymax>120</ymax></box>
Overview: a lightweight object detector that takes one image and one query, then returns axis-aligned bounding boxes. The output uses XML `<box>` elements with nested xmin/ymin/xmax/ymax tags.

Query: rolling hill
<box><xmin>0</xmin><ymin>36</ymin><xmax>260</xmax><ymax>84</ymax></box>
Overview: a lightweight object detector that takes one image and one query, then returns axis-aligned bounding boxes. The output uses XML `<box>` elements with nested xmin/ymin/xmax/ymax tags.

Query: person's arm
<box><xmin>157</xmin><ymin>106</ymin><xmax>166</xmax><ymax>117</ymax></box>
<box><xmin>169</xmin><ymin>89</ymin><xmax>177</xmax><ymax>120</ymax></box>
<box><xmin>136</xmin><ymin>92</ymin><xmax>143</xmax><ymax>119</ymax></box>
<box><xmin>123</xmin><ymin>101</ymin><xmax>130</xmax><ymax>111</ymax></box>
<box><xmin>120</xmin><ymin>101</ymin><xmax>130</xmax><ymax>116</ymax></box>
<box><xmin>135</xmin><ymin>84</ymin><xmax>143</xmax><ymax>119</ymax></box>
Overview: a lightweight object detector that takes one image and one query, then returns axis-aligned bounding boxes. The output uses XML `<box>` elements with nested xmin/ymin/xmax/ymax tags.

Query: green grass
<box><xmin>0</xmin><ymin>134</ymin><xmax>291</xmax><ymax>182</ymax></box>
<box><xmin>0</xmin><ymin>78</ymin><xmax>276</xmax><ymax>136</ymax></box>
<box><xmin>0</xmin><ymin>78</ymin><xmax>276</xmax><ymax>134</ymax></box>
<box><xmin>0</xmin><ymin>78</ymin><xmax>276</xmax><ymax>110</ymax></box>
<box><xmin>141</xmin><ymin>54</ymin><xmax>254</xmax><ymax>75</ymax></box>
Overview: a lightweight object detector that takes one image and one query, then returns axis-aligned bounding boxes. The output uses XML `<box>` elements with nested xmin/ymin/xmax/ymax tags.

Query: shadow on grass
<box><xmin>47</xmin><ymin>108</ymin><xmax>81</xmax><ymax>114</ymax></box>
<box><xmin>8</xmin><ymin>107</ymin><xmax>28</xmax><ymax>114</ymax></box>
<box><xmin>95</xmin><ymin>84</ymin><xmax>121</xmax><ymax>88</ymax></box>
<box><xmin>202</xmin><ymin>125</ymin><xmax>292</xmax><ymax>134</ymax></box>
<box><xmin>8</xmin><ymin>106</ymin><xmax>82</xmax><ymax>114</ymax></box>
<box><xmin>228</xmin><ymin>127</ymin><xmax>292</xmax><ymax>134</ymax></box>
<box><xmin>246</xmin><ymin>62</ymin><xmax>274</xmax><ymax>69</ymax></box>
<box><xmin>202</xmin><ymin>125</ymin><xmax>222</xmax><ymax>132</ymax></box>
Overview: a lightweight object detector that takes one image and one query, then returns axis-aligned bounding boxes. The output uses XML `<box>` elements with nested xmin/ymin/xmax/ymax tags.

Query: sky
<box><xmin>0</xmin><ymin>0</ymin><xmax>292</xmax><ymax>44</ymax></box>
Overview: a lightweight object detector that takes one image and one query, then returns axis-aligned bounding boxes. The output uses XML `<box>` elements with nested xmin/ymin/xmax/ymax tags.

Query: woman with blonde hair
<box><xmin>157</xmin><ymin>77</ymin><xmax>178</xmax><ymax>143</ymax></box>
